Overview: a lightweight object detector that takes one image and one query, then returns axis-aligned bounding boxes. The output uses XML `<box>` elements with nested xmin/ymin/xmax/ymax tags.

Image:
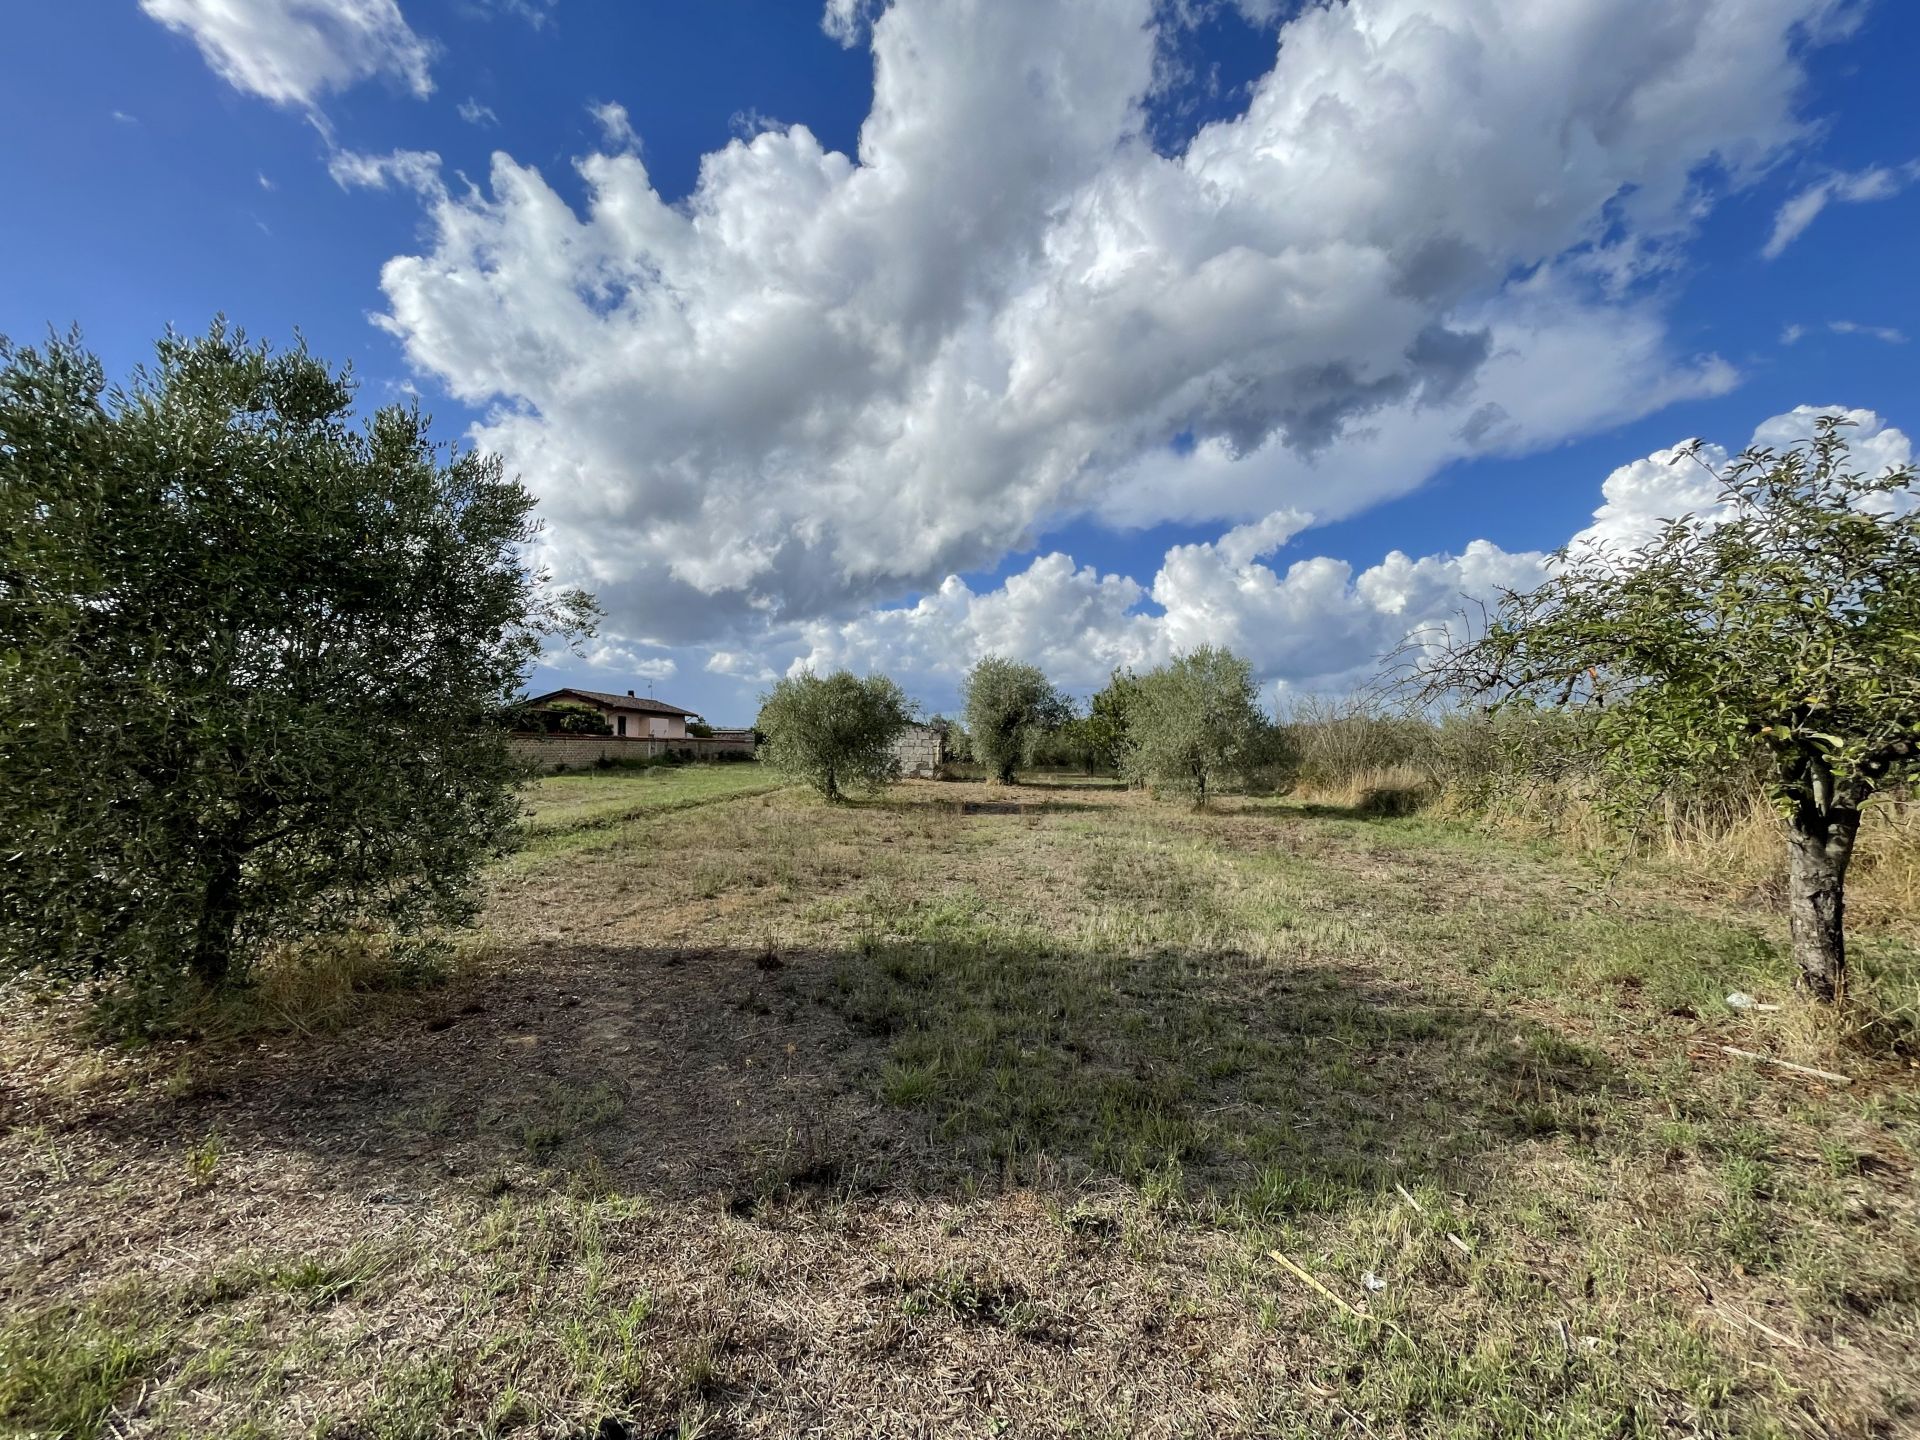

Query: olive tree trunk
<box><xmin>190</xmin><ymin>848</ymin><xmax>245</xmax><ymax>989</ymax></box>
<box><xmin>1785</xmin><ymin>802</ymin><xmax>1858</xmax><ymax>1003</ymax></box>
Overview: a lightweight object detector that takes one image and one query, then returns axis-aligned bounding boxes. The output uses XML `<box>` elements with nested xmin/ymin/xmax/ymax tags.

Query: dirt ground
<box><xmin>2</xmin><ymin>773</ymin><xmax>1916</xmax><ymax>1438</ymax></box>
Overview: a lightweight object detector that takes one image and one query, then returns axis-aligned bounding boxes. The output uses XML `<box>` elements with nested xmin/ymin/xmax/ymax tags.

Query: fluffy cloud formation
<box><xmin>819</xmin><ymin>0</ymin><xmax>885</xmax><ymax>46</ymax></box>
<box><xmin>140</xmin><ymin>0</ymin><xmax>434</xmax><ymax>106</ymax></box>
<box><xmin>1761</xmin><ymin>161</ymin><xmax>1919</xmax><ymax>259</ymax></box>
<box><xmin>787</xmin><ymin>406</ymin><xmax>1912</xmax><ymax>701</ymax></box>
<box><xmin>1577</xmin><ymin>405</ymin><xmax>1912</xmax><ymax>550</ymax></box>
<box><xmin>359</xmin><ymin>0</ymin><xmax>1842</xmax><ymax>652</ymax></box>
<box><xmin>574</xmin><ymin>643</ymin><xmax>676</xmax><ymax>680</ymax></box>
<box><xmin>588</xmin><ymin>101</ymin><xmax>639</xmax><ymax>152</ymax></box>
<box><xmin>789</xmin><ymin>525</ymin><xmax>1547</xmax><ymax>699</ymax></box>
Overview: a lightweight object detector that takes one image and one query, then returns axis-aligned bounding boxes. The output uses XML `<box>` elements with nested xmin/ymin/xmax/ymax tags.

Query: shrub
<box><xmin>516</xmin><ymin>700</ymin><xmax>612</xmax><ymax>735</ymax></box>
<box><xmin>1282</xmin><ymin>694</ymin><xmax>1432</xmax><ymax>793</ymax></box>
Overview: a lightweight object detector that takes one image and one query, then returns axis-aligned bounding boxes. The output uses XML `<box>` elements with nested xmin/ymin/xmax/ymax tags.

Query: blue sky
<box><xmin>5</xmin><ymin>0</ymin><xmax>1917</xmax><ymax>724</ymax></box>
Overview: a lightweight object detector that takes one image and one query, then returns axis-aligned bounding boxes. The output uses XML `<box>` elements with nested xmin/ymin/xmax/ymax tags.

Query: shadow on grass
<box><xmin>817</xmin><ymin>934</ymin><xmax>1620</xmax><ymax>1214</ymax></box>
<box><xmin>999</xmin><ymin>777</ymin><xmax>1129</xmax><ymax>792</ymax></box>
<box><xmin>845</xmin><ymin>791</ymin><xmax>1117</xmax><ymax>818</ymax></box>
<box><xmin>42</xmin><ymin>930</ymin><xmax>1620</xmax><ymax>1221</ymax></box>
<box><xmin>1276</xmin><ymin>789</ymin><xmax>1436</xmax><ymax>824</ymax></box>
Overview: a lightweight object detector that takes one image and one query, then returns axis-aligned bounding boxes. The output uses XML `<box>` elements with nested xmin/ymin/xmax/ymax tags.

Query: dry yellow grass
<box><xmin>3</xmin><ymin>768</ymin><xmax>1916</xmax><ymax>1438</ymax></box>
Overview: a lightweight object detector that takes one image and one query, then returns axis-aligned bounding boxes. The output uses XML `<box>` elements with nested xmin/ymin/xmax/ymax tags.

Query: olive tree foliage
<box><xmin>928</xmin><ymin>713</ymin><xmax>972</xmax><ymax>764</ymax></box>
<box><xmin>1410</xmin><ymin>420</ymin><xmax>1920</xmax><ymax>1002</ymax></box>
<box><xmin>755</xmin><ymin>669</ymin><xmax>914</xmax><ymax>800</ymax></box>
<box><xmin>0</xmin><ymin>324</ymin><xmax>598</xmax><ymax>993</ymax></box>
<box><xmin>1123</xmin><ymin>646</ymin><xmax>1274</xmax><ymax>804</ymax></box>
<box><xmin>509</xmin><ymin>700</ymin><xmax>611</xmax><ymax>735</ymax></box>
<box><xmin>961</xmin><ymin>655</ymin><xmax>1071</xmax><ymax>784</ymax></box>
<box><xmin>1088</xmin><ymin>667</ymin><xmax>1143</xmax><ymax>778</ymax></box>
<box><xmin>1035</xmin><ymin>713</ymin><xmax>1103</xmax><ymax>774</ymax></box>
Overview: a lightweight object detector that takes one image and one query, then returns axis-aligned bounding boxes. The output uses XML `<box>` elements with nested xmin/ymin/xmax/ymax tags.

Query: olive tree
<box><xmin>1124</xmin><ymin>646</ymin><xmax>1272</xmax><ymax>804</ymax></box>
<box><xmin>961</xmin><ymin>655</ymin><xmax>1070</xmax><ymax>784</ymax></box>
<box><xmin>1413</xmin><ymin>420</ymin><xmax>1920</xmax><ymax>1001</ymax></box>
<box><xmin>756</xmin><ymin>669</ymin><xmax>914</xmax><ymax>800</ymax></box>
<box><xmin>1087</xmin><ymin>667</ymin><xmax>1143</xmax><ymax>777</ymax></box>
<box><xmin>0</xmin><ymin>324</ymin><xmax>597</xmax><ymax>992</ymax></box>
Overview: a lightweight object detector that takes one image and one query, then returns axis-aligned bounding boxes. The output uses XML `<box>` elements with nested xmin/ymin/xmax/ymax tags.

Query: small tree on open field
<box><xmin>755</xmin><ymin>669</ymin><xmax>913</xmax><ymax>800</ymax></box>
<box><xmin>0</xmin><ymin>324</ymin><xmax>597</xmax><ymax>993</ymax></box>
<box><xmin>1088</xmin><ymin>667</ymin><xmax>1142</xmax><ymax>777</ymax></box>
<box><xmin>1124</xmin><ymin>646</ymin><xmax>1273</xmax><ymax>804</ymax></box>
<box><xmin>1410</xmin><ymin>420</ymin><xmax>1920</xmax><ymax>1002</ymax></box>
<box><xmin>962</xmin><ymin>655</ymin><xmax>1070</xmax><ymax>784</ymax></box>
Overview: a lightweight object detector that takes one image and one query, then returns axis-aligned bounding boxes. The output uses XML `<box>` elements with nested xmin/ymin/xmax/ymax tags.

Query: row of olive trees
<box><xmin>752</xmin><ymin>656</ymin><xmax>1073</xmax><ymax>798</ymax></box>
<box><xmin>757</xmin><ymin>645</ymin><xmax>1281</xmax><ymax>803</ymax></box>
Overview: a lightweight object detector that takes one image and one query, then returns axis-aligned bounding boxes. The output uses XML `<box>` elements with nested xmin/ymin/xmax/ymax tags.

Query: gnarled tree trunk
<box><xmin>190</xmin><ymin>848</ymin><xmax>244</xmax><ymax>989</ymax></box>
<box><xmin>1785</xmin><ymin>801</ymin><xmax>1858</xmax><ymax>1003</ymax></box>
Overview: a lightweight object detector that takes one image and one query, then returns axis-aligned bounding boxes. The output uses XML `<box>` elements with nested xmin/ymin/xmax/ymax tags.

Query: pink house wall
<box><xmin>603</xmin><ymin>708</ymin><xmax>688</xmax><ymax>739</ymax></box>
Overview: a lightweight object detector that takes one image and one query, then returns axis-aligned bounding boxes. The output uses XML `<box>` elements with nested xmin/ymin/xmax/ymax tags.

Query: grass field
<box><xmin>3</xmin><ymin>766</ymin><xmax>1917</xmax><ymax>1438</ymax></box>
<box><xmin>516</xmin><ymin>764</ymin><xmax>792</xmax><ymax>862</ymax></box>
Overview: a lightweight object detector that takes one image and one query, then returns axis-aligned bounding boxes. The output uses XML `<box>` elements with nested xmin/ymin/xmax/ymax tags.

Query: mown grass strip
<box><xmin>524</xmin><ymin>765</ymin><xmax>788</xmax><ymax>833</ymax></box>
<box><xmin>515</xmin><ymin>772</ymin><xmax>796</xmax><ymax>867</ymax></box>
<box><xmin>528</xmin><ymin>780</ymin><xmax>793</xmax><ymax>836</ymax></box>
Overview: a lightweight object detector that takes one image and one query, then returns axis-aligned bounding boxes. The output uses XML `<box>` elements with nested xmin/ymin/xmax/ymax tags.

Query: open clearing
<box><xmin>3</xmin><ymin>768</ymin><xmax>1917</xmax><ymax>1438</ymax></box>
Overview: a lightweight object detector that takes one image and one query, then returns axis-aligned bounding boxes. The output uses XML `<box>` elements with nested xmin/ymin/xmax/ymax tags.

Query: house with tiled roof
<box><xmin>524</xmin><ymin>687</ymin><xmax>703</xmax><ymax>740</ymax></box>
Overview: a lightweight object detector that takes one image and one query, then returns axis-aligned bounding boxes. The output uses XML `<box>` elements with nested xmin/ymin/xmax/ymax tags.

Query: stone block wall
<box><xmin>891</xmin><ymin>724</ymin><xmax>947</xmax><ymax>778</ymax></box>
<box><xmin>509</xmin><ymin>734</ymin><xmax>757</xmax><ymax>773</ymax></box>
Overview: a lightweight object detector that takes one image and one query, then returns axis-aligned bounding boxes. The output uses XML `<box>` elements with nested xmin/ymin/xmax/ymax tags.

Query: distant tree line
<box><xmin>756</xmin><ymin>646</ymin><xmax>1286</xmax><ymax>801</ymax></box>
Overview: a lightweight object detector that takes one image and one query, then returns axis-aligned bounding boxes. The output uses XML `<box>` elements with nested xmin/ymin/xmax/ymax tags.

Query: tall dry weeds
<box><xmin>1279</xmin><ymin>700</ymin><xmax>1920</xmax><ymax>1043</ymax></box>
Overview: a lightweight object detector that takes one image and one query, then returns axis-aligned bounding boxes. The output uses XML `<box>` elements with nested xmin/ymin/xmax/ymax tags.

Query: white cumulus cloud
<box><xmin>353</xmin><ymin>0</ymin><xmax>1844</xmax><ymax>657</ymax></box>
<box><xmin>575</xmin><ymin>642</ymin><xmax>677</xmax><ymax>680</ymax></box>
<box><xmin>783</xmin><ymin>405</ymin><xmax>1912</xmax><ymax>704</ymax></box>
<box><xmin>787</xmin><ymin>527</ymin><xmax>1548</xmax><ymax>700</ymax></box>
<box><xmin>140</xmin><ymin>0</ymin><xmax>435</xmax><ymax>106</ymax></box>
<box><xmin>1577</xmin><ymin>405</ymin><xmax>1912</xmax><ymax>551</ymax></box>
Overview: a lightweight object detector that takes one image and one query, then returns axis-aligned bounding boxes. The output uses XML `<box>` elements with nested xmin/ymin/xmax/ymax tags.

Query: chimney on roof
<box><xmin>627</xmin><ymin>689</ymin><xmax>636</xmax><ymax>697</ymax></box>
